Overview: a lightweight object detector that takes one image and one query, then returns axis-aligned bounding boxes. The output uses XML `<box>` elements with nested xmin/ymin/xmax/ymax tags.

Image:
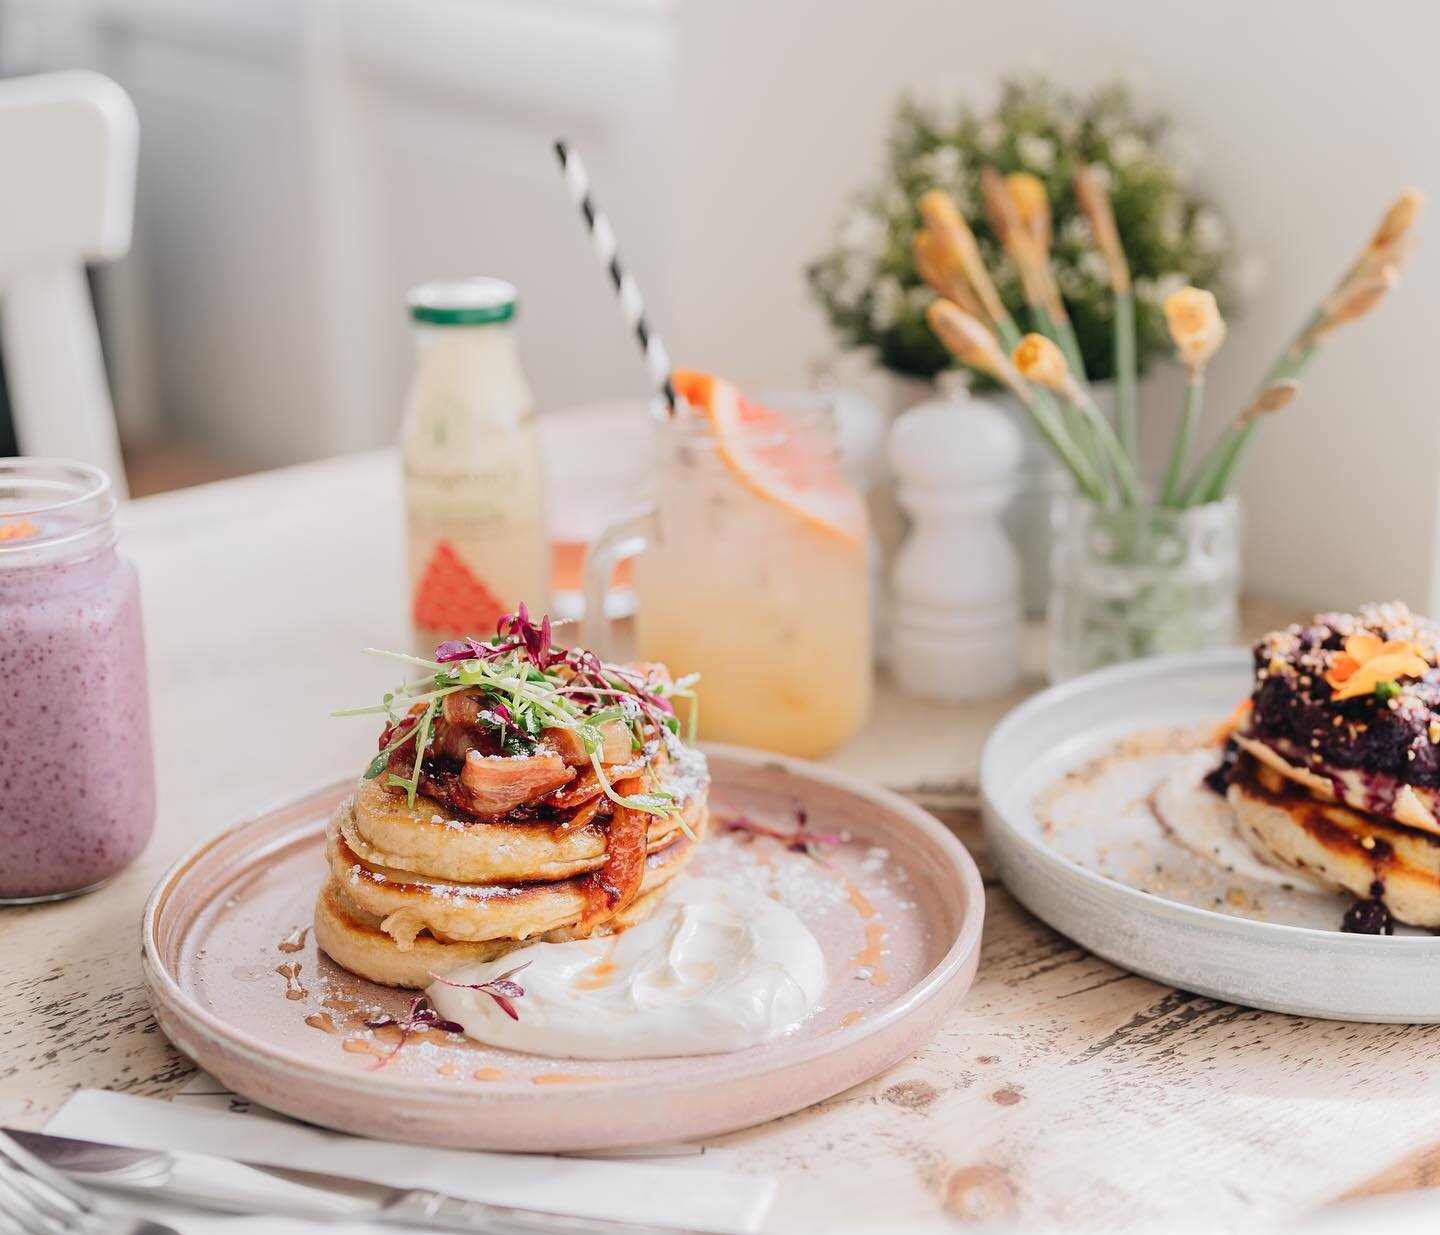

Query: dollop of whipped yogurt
<box><xmin>426</xmin><ymin>876</ymin><xmax>827</xmax><ymax>1059</ymax></box>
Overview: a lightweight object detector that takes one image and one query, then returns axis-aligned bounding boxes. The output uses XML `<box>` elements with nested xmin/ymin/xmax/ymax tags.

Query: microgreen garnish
<box><xmin>1375</xmin><ymin>679</ymin><xmax>1403</xmax><ymax>701</ymax></box>
<box><xmin>429</xmin><ymin>961</ymin><xmax>531</xmax><ymax>1021</ymax></box>
<box><xmin>333</xmin><ymin>607</ymin><xmax>700</xmax><ymax>812</ymax></box>
<box><xmin>721</xmin><ymin>801</ymin><xmax>843</xmax><ymax>861</ymax></box>
<box><xmin>434</xmin><ymin>637</ymin><xmax>489</xmax><ymax>664</ymax></box>
<box><xmin>363</xmin><ymin>996</ymin><xmax>463</xmax><ymax>1070</ymax></box>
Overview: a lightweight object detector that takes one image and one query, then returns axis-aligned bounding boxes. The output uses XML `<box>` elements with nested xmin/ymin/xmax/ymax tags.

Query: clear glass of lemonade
<box><xmin>585</xmin><ymin>397</ymin><xmax>872</xmax><ymax>759</ymax></box>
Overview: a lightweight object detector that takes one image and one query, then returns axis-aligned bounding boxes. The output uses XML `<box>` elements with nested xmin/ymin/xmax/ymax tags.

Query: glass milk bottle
<box><xmin>586</xmin><ymin>404</ymin><xmax>872</xmax><ymax>759</ymax></box>
<box><xmin>403</xmin><ymin>279</ymin><xmax>549</xmax><ymax>652</ymax></box>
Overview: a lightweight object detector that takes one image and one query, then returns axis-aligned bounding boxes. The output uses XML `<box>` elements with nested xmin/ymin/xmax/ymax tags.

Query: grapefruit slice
<box><xmin>671</xmin><ymin>369</ymin><xmax>865</xmax><ymax>545</ymax></box>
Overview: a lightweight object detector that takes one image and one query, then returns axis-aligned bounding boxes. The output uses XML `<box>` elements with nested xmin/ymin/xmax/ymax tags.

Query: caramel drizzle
<box><xmin>277</xmin><ymin>926</ymin><xmax>310</xmax><ymax>954</ymax></box>
<box><xmin>852</xmin><ymin>923</ymin><xmax>890</xmax><ymax>987</ymax></box>
<box><xmin>574</xmin><ymin>958</ymin><xmax>617</xmax><ymax>991</ymax></box>
<box><xmin>275</xmin><ymin>963</ymin><xmax>307</xmax><ymax>1000</ymax></box>
<box><xmin>842</xmin><ymin>878</ymin><xmax>878</xmax><ymax>919</ymax></box>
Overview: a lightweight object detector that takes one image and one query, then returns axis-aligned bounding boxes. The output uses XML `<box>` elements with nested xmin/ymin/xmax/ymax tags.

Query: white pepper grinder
<box><xmin>887</xmin><ymin>386</ymin><xmax>1023</xmax><ymax>700</ymax></box>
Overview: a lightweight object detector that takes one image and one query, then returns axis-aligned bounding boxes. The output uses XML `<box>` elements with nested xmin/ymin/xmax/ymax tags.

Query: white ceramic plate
<box><xmin>980</xmin><ymin>650</ymin><xmax>1440</xmax><ymax>1022</ymax></box>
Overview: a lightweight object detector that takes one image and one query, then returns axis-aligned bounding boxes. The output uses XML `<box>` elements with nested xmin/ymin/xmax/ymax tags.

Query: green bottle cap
<box><xmin>408</xmin><ymin>277</ymin><xmax>518</xmax><ymax>326</ymax></box>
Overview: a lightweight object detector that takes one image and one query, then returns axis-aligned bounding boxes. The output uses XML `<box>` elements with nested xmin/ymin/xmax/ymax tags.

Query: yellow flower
<box><xmin>1310</xmin><ymin>190</ymin><xmax>1423</xmax><ymax>353</ymax></box>
<box><xmin>1237</xmin><ymin>379</ymin><xmax>1300</xmax><ymax>424</ymax></box>
<box><xmin>917</xmin><ymin>188</ymin><xmax>967</xmax><ymax>237</ymax></box>
<box><xmin>1163</xmin><ymin>287</ymin><xmax>1226</xmax><ymax>372</ymax></box>
<box><xmin>1003</xmin><ymin>171</ymin><xmax>1049</xmax><ymax>227</ymax></box>
<box><xmin>926</xmin><ymin>300</ymin><xmax>1006</xmax><ymax>379</ymax></box>
<box><xmin>1370</xmin><ymin>189</ymin><xmax>1425</xmax><ymax>253</ymax></box>
<box><xmin>1325</xmin><ymin>633</ymin><xmax>1429</xmax><ymax>702</ymax></box>
<box><xmin>1074</xmin><ymin>163</ymin><xmax>1130</xmax><ymax>293</ymax></box>
<box><xmin>1327</xmin><ymin>265</ymin><xmax>1398</xmax><ymax>326</ymax></box>
<box><xmin>1011</xmin><ymin>333</ymin><xmax>1069</xmax><ymax>392</ymax></box>
<box><xmin>913</xmin><ymin>230</ymin><xmax>984</xmax><ymax>320</ymax></box>
<box><xmin>917</xmin><ymin>189</ymin><xmax>1009</xmax><ymax>326</ymax></box>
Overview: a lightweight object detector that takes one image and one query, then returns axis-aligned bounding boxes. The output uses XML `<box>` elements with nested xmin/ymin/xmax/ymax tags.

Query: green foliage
<box><xmin>807</xmin><ymin>76</ymin><xmax>1237</xmax><ymax>381</ymax></box>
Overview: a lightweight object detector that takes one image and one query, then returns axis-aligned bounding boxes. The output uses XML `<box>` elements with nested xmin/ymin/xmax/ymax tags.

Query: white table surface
<box><xmin>3</xmin><ymin>450</ymin><xmax>1439</xmax><ymax>1234</ymax></box>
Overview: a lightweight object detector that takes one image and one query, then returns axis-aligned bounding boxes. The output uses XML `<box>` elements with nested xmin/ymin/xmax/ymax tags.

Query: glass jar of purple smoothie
<box><xmin>0</xmin><ymin>460</ymin><xmax>154</xmax><ymax>902</ymax></box>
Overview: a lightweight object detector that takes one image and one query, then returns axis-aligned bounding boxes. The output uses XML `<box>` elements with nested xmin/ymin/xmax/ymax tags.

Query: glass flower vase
<box><xmin>1047</xmin><ymin>496</ymin><xmax>1241</xmax><ymax>682</ymax></box>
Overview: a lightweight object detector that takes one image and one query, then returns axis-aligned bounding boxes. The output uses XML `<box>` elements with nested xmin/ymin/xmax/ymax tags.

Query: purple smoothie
<box><xmin>0</xmin><ymin>465</ymin><xmax>155</xmax><ymax>900</ymax></box>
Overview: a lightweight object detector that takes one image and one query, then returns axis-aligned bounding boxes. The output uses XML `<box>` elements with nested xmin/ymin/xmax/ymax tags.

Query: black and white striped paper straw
<box><xmin>554</xmin><ymin>139</ymin><xmax>678</xmax><ymax>415</ymax></box>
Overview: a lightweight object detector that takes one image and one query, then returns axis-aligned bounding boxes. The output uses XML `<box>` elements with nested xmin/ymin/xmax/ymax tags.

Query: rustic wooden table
<box><xmin>2</xmin><ymin>451</ymin><xmax>1437</xmax><ymax>1233</ymax></box>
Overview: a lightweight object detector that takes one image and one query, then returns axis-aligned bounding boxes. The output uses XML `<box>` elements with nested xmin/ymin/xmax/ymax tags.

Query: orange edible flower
<box><xmin>1211</xmin><ymin>698</ymin><xmax>1252</xmax><ymax>746</ymax></box>
<box><xmin>0</xmin><ymin>519</ymin><xmax>38</xmax><ymax>542</ymax></box>
<box><xmin>1324</xmin><ymin>634</ymin><xmax>1429</xmax><ymax>701</ymax></box>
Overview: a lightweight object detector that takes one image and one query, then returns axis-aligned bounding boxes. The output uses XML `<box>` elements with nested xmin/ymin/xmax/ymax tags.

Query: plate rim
<box><xmin>981</xmin><ymin>648</ymin><xmax>1440</xmax><ymax>952</ymax></box>
<box><xmin>141</xmin><ymin>741</ymin><xmax>987</xmax><ymax>1107</ymax></box>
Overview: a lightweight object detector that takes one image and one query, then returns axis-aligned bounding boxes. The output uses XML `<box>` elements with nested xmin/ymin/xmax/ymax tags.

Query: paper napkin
<box><xmin>46</xmin><ymin>1089</ymin><xmax>775</xmax><ymax>1233</ymax></box>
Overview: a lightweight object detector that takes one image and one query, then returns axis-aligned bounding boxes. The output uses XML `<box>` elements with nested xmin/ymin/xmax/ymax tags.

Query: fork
<box><xmin>0</xmin><ymin>1132</ymin><xmax>177</xmax><ymax>1235</ymax></box>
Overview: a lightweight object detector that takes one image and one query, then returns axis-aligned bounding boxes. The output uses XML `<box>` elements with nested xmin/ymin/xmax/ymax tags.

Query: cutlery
<box><xmin>0</xmin><ymin>1131</ymin><xmax>178</xmax><ymax>1235</ymax></box>
<box><xmin>4</xmin><ymin>1128</ymin><xmax>722</xmax><ymax>1234</ymax></box>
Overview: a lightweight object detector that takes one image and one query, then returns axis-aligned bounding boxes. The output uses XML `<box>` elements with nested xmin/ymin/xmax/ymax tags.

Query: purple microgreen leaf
<box><xmin>488</xmin><ymin>994</ymin><xmax>521</xmax><ymax>1021</ymax></box>
<box><xmin>721</xmin><ymin>809</ymin><xmax>843</xmax><ymax>860</ymax></box>
<box><xmin>434</xmin><ymin>637</ymin><xmax>489</xmax><ymax>664</ymax></box>
<box><xmin>429</xmin><ymin>961</ymin><xmax>531</xmax><ymax>1021</ymax></box>
<box><xmin>364</xmin><ymin>995</ymin><xmax>463</xmax><ymax>1070</ymax></box>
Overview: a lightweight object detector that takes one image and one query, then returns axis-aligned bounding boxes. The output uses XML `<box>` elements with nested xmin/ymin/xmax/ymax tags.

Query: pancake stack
<box><xmin>1223</xmin><ymin>602</ymin><xmax>1440</xmax><ymax>929</ymax></box>
<box><xmin>315</xmin><ymin>613</ymin><xmax>708</xmax><ymax>987</ymax></box>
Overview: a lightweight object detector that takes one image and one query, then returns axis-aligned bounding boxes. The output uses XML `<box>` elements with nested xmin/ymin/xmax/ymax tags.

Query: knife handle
<box><xmin>386</xmin><ymin>1190</ymin><xmax>722</xmax><ymax>1235</ymax></box>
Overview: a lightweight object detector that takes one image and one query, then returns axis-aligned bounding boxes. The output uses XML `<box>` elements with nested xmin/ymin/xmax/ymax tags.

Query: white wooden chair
<box><xmin>0</xmin><ymin>71</ymin><xmax>138</xmax><ymax>496</ymax></box>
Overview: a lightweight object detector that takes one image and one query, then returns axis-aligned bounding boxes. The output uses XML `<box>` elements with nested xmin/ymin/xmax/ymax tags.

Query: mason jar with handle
<box><xmin>584</xmin><ymin>398</ymin><xmax>872</xmax><ymax>761</ymax></box>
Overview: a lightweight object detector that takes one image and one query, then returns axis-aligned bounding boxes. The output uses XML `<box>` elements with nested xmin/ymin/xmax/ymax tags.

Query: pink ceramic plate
<box><xmin>142</xmin><ymin>744</ymin><xmax>984</xmax><ymax>1151</ymax></box>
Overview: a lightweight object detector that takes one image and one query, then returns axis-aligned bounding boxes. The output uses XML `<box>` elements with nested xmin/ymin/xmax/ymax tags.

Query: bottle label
<box><xmin>411</xmin><ymin>538</ymin><xmax>509</xmax><ymax>636</ymax></box>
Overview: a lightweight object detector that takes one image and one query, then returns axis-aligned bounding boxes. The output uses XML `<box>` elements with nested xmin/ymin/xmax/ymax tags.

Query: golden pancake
<box><xmin>341</xmin><ymin>773</ymin><xmax>705</xmax><ymax>885</ymax></box>
<box><xmin>324</xmin><ymin>814</ymin><xmax>701</xmax><ymax>948</ymax></box>
<box><xmin>313</xmin><ymin>878</ymin><xmax>671</xmax><ymax>989</ymax></box>
<box><xmin>1228</xmin><ymin>757</ymin><xmax>1440</xmax><ymax>928</ymax></box>
<box><xmin>1234</xmin><ymin>733</ymin><xmax>1440</xmax><ymax>837</ymax></box>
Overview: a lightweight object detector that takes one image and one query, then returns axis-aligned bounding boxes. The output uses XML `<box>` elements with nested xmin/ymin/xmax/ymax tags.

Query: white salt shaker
<box><xmin>887</xmin><ymin>388</ymin><xmax>1023</xmax><ymax>700</ymax></box>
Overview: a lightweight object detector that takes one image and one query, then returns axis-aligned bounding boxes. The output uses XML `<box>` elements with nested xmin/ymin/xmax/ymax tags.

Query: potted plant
<box><xmin>807</xmin><ymin>77</ymin><xmax>1238</xmax><ymax>397</ymax></box>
